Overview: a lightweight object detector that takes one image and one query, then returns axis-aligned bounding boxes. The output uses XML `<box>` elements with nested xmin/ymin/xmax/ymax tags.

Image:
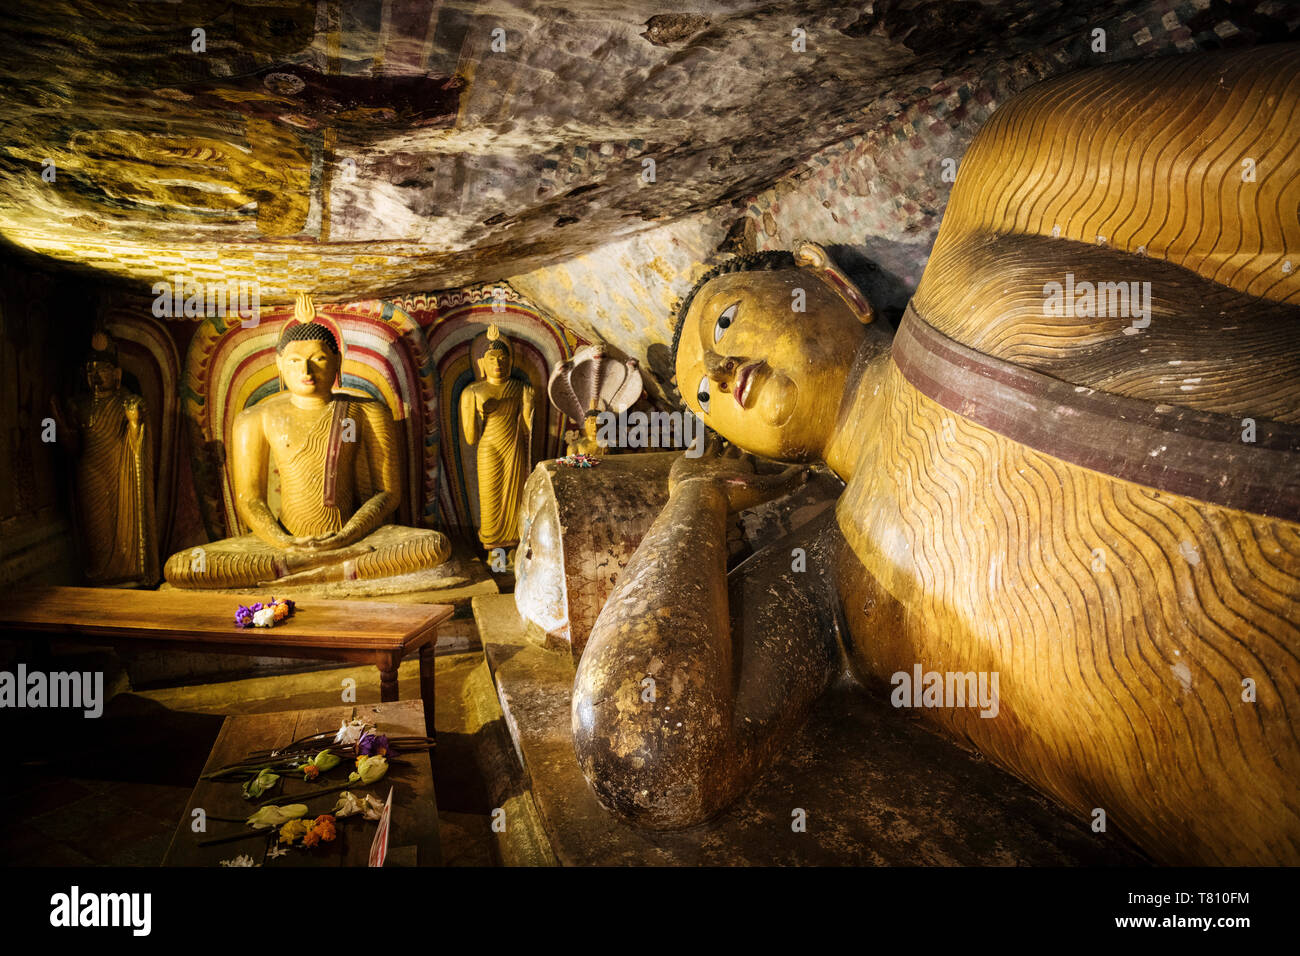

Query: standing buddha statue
<box><xmin>460</xmin><ymin>324</ymin><xmax>534</xmax><ymax>556</ymax></box>
<box><xmin>51</xmin><ymin>332</ymin><xmax>159</xmax><ymax>587</ymax></box>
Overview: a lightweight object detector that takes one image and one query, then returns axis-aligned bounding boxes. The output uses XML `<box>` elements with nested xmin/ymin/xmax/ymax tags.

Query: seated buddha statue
<box><xmin>565</xmin><ymin>409</ymin><xmax>606</xmax><ymax>458</ymax></box>
<box><xmin>571</xmin><ymin>47</ymin><xmax>1300</xmax><ymax>865</ymax></box>
<box><xmin>164</xmin><ymin>294</ymin><xmax>450</xmax><ymax>588</ymax></box>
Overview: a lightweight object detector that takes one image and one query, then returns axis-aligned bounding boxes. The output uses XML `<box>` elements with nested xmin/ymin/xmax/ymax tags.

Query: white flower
<box><xmin>333</xmin><ymin>790</ymin><xmax>364</xmax><ymax>818</ymax></box>
<box><xmin>362</xmin><ymin>793</ymin><xmax>385</xmax><ymax>821</ymax></box>
<box><xmin>334</xmin><ymin>789</ymin><xmax>386</xmax><ymax>820</ymax></box>
<box><xmin>218</xmin><ymin>854</ymin><xmax>258</xmax><ymax>867</ymax></box>
<box><xmin>253</xmin><ymin>607</ymin><xmax>276</xmax><ymax>627</ymax></box>
<box><xmin>334</xmin><ymin>718</ymin><xmax>368</xmax><ymax>746</ymax></box>
<box><xmin>266</xmin><ymin>845</ymin><xmax>289</xmax><ymax>860</ymax></box>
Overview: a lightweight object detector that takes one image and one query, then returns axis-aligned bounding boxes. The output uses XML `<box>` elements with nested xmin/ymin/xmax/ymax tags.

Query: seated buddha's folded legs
<box><xmin>164</xmin><ymin>535</ymin><xmax>291</xmax><ymax>589</ymax></box>
<box><xmin>349</xmin><ymin>526</ymin><xmax>451</xmax><ymax>579</ymax></box>
<box><xmin>163</xmin><ymin>525</ymin><xmax>451</xmax><ymax>589</ymax></box>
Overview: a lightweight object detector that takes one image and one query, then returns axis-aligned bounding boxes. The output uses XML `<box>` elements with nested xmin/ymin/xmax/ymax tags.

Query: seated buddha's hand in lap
<box><xmin>669</xmin><ymin>442</ymin><xmax>807</xmax><ymax>513</ymax></box>
<box><xmin>285</xmin><ymin>533</ymin><xmax>350</xmax><ymax>553</ymax></box>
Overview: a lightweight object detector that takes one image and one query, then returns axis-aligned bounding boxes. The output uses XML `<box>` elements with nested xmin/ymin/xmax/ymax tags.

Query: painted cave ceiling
<box><xmin>0</xmin><ymin>0</ymin><xmax>1264</xmax><ymax>306</ymax></box>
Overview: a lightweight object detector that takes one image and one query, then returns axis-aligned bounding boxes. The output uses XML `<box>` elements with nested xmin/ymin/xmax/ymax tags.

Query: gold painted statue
<box><xmin>572</xmin><ymin>47</ymin><xmax>1300</xmax><ymax>865</ymax></box>
<box><xmin>460</xmin><ymin>324</ymin><xmax>534</xmax><ymax>554</ymax></box>
<box><xmin>565</xmin><ymin>409</ymin><xmax>606</xmax><ymax>458</ymax></box>
<box><xmin>51</xmin><ymin>333</ymin><xmax>159</xmax><ymax>587</ymax></box>
<box><xmin>548</xmin><ymin>342</ymin><xmax>643</xmax><ymax>458</ymax></box>
<box><xmin>164</xmin><ymin>294</ymin><xmax>450</xmax><ymax>588</ymax></box>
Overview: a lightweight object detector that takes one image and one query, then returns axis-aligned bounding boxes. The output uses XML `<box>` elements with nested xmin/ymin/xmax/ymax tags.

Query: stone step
<box><xmin>472</xmin><ymin>592</ymin><xmax>1147</xmax><ymax>865</ymax></box>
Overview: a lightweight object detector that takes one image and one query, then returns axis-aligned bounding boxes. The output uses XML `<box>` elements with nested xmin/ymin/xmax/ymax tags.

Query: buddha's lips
<box><xmin>734</xmin><ymin>363</ymin><xmax>758</xmax><ymax>407</ymax></box>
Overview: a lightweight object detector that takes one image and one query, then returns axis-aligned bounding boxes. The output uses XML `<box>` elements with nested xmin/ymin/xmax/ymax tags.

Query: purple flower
<box><xmin>357</xmin><ymin>732</ymin><xmax>392</xmax><ymax>757</ymax></box>
<box><xmin>234</xmin><ymin>605</ymin><xmax>255</xmax><ymax>628</ymax></box>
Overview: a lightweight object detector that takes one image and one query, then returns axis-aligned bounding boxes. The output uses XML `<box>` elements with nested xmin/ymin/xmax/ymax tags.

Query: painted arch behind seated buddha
<box><xmin>181</xmin><ymin>300</ymin><xmax>440</xmax><ymax>543</ymax></box>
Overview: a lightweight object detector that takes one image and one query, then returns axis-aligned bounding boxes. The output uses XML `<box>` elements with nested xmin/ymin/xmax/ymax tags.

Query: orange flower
<box><xmin>301</xmin><ymin>813</ymin><xmax>337</xmax><ymax>848</ymax></box>
<box><xmin>302</xmin><ymin>764</ymin><xmax>320</xmax><ymax>781</ymax></box>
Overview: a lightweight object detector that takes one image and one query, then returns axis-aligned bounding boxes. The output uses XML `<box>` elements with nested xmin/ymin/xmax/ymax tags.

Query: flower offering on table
<box><xmin>349</xmin><ymin>754</ymin><xmax>388</xmax><ymax>786</ymax></box>
<box><xmin>234</xmin><ymin>596</ymin><xmax>295</xmax><ymax>628</ymax></box>
<box><xmin>301</xmin><ymin>749</ymin><xmax>341</xmax><ymax>781</ymax></box>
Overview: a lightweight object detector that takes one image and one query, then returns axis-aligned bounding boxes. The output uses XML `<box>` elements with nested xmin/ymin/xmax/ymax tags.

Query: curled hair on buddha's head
<box><xmin>668</xmin><ymin>250</ymin><xmax>796</xmax><ymax>373</ymax></box>
<box><xmin>482</xmin><ymin>323</ymin><xmax>512</xmax><ymax>357</ymax></box>
<box><xmin>276</xmin><ymin>321</ymin><xmax>340</xmax><ymax>356</ymax></box>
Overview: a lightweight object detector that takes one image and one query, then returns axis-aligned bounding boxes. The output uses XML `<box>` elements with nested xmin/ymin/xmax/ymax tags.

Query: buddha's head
<box><xmin>583</xmin><ymin>409</ymin><xmax>601</xmax><ymax>441</ymax></box>
<box><xmin>478</xmin><ymin>324</ymin><xmax>513</xmax><ymax>385</ymax></box>
<box><xmin>83</xmin><ymin>332</ymin><xmax>121</xmax><ymax>398</ymax></box>
<box><xmin>276</xmin><ymin>321</ymin><xmax>341</xmax><ymax>400</ymax></box>
<box><xmin>672</xmin><ymin>243</ymin><xmax>875</xmax><ymax>462</ymax></box>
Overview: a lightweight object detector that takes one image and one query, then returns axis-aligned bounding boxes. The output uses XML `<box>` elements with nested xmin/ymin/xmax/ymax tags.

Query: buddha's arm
<box><xmin>459</xmin><ymin>386</ymin><xmax>482</xmax><ymax>445</ymax></box>
<box><xmin>572</xmin><ymin>453</ymin><xmax>836</xmax><ymax>828</ymax></box>
<box><xmin>330</xmin><ymin>403</ymin><xmax>401</xmax><ymax>548</ymax></box>
<box><xmin>521</xmin><ymin>383</ymin><xmax>534</xmax><ymax>435</ymax></box>
<box><xmin>232</xmin><ymin>408</ymin><xmax>290</xmax><ymax>547</ymax></box>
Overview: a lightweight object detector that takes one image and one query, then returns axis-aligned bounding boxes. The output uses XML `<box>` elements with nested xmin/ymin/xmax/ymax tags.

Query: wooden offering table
<box><xmin>0</xmin><ymin>587</ymin><xmax>453</xmax><ymax>723</ymax></box>
<box><xmin>164</xmin><ymin>701</ymin><xmax>439</xmax><ymax>866</ymax></box>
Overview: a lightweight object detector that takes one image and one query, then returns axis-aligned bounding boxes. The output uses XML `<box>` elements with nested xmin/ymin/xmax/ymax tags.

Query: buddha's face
<box><xmin>480</xmin><ymin>346</ymin><xmax>511</xmax><ymax>384</ymax></box>
<box><xmin>674</xmin><ymin>267</ymin><xmax>863</xmax><ymax>462</ymax></box>
<box><xmin>85</xmin><ymin>360</ymin><xmax>120</xmax><ymax>397</ymax></box>
<box><xmin>583</xmin><ymin>415</ymin><xmax>600</xmax><ymax>439</ymax></box>
<box><xmin>276</xmin><ymin>338</ymin><xmax>341</xmax><ymax>400</ymax></box>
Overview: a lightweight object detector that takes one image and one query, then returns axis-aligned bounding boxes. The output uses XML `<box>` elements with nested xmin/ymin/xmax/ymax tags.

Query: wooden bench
<box><xmin>164</xmin><ymin>700</ymin><xmax>439</xmax><ymax>866</ymax></box>
<box><xmin>0</xmin><ymin>587</ymin><xmax>452</xmax><ymax>727</ymax></box>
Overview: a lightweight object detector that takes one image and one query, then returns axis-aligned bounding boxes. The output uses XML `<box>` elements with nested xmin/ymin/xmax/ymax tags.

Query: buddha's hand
<box><xmin>286</xmin><ymin>534</ymin><xmax>342</xmax><ymax>553</ymax></box>
<box><xmin>669</xmin><ymin>442</ymin><xmax>808</xmax><ymax>513</ymax></box>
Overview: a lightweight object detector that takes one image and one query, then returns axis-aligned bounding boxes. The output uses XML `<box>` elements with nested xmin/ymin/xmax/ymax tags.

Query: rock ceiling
<box><xmin>0</xmin><ymin>0</ymin><xmax>1140</xmax><ymax>304</ymax></box>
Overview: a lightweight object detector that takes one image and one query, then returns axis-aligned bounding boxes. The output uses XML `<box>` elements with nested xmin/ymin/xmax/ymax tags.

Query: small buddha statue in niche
<box><xmin>549</xmin><ymin>341</ymin><xmax>642</xmax><ymax>459</ymax></box>
<box><xmin>565</xmin><ymin>408</ymin><xmax>606</xmax><ymax>458</ymax></box>
<box><xmin>50</xmin><ymin>332</ymin><xmax>159</xmax><ymax>587</ymax></box>
<box><xmin>163</xmin><ymin>293</ymin><xmax>450</xmax><ymax>588</ymax></box>
<box><xmin>572</xmin><ymin>48</ymin><xmax>1300</xmax><ymax>866</ymax></box>
<box><xmin>460</xmin><ymin>324</ymin><xmax>534</xmax><ymax>555</ymax></box>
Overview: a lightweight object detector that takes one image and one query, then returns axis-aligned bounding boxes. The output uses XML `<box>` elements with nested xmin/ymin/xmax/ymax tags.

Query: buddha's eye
<box><xmin>696</xmin><ymin>376</ymin><xmax>710</xmax><ymax>414</ymax></box>
<box><xmin>713</xmin><ymin>302</ymin><xmax>738</xmax><ymax>344</ymax></box>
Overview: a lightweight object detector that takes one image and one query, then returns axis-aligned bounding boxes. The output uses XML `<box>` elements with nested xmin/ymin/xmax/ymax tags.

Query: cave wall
<box><xmin>0</xmin><ymin>254</ymin><xmax>103</xmax><ymax>587</ymax></box>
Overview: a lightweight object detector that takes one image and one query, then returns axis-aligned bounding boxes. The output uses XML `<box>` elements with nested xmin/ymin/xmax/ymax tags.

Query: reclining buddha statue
<box><xmin>164</xmin><ymin>293</ymin><xmax>450</xmax><ymax>588</ymax></box>
<box><xmin>571</xmin><ymin>45</ymin><xmax>1300</xmax><ymax>865</ymax></box>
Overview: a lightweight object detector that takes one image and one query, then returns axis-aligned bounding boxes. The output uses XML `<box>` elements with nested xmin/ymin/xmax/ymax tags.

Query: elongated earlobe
<box><xmin>794</xmin><ymin>240</ymin><xmax>875</xmax><ymax>325</ymax></box>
